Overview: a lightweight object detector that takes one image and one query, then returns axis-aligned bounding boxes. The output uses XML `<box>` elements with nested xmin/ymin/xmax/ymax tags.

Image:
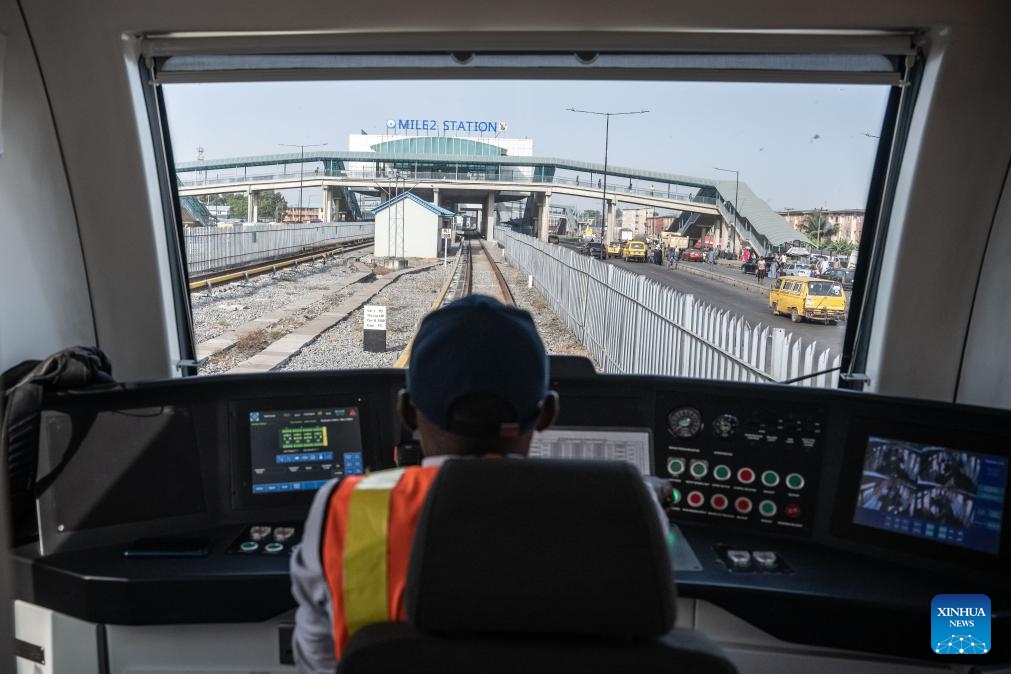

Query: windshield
<box><xmin>807</xmin><ymin>282</ymin><xmax>844</xmax><ymax>297</ymax></box>
<box><xmin>164</xmin><ymin>78</ymin><xmax>888</xmax><ymax>386</ymax></box>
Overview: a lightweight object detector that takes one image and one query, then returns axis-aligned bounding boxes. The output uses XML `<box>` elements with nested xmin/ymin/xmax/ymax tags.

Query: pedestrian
<box><xmin>650</xmin><ymin>184</ymin><xmax>655</xmax><ymax>197</ymax></box>
<box><xmin>597</xmin><ymin>179</ymin><xmax>602</xmax><ymax>189</ymax></box>
<box><xmin>757</xmin><ymin>258</ymin><xmax>767</xmax><ymax>284</ymax></box>
<box><xmin>769</xmin><ymin>260</ymin><xmax>779</xmax><ymax>280</ymax></box>
<box><xmin>575</xmin><ymin>175</ymin><xmax>580</xmax><ymax>186</ymax></box>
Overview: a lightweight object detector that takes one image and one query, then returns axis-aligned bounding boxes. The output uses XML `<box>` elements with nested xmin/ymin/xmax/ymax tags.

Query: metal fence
<box><xmin>496</xmin><ymin>229</ymin><xmax>841</xmax><ymax>387</ymax></box>
<box><xmin>184</xmin><ymin>222</ymin><xmax>374</xmax><ymax>276</ymax></box>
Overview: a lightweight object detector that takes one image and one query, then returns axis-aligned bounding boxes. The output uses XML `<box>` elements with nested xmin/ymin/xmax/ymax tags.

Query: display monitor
<box><xmin>249</xmin><ymin>406</ymin><xmax>364</xmax><ymax>494</ymax></box>
<box><xmin>529</xmin><ymin>427</ymin><xmax>653</xmax><ymax>475</ymax></box>
<box><xmin>853</xmin><ymin>436</ymin><xmax>1008</xmax><ymax>554</ymax></box>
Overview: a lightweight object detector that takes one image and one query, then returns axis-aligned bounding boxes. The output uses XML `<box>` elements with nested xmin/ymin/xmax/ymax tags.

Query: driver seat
<box><xmin>337</xmin><ymin>458</ymin><xmax>738</xmax><ymax>674</ymax></box>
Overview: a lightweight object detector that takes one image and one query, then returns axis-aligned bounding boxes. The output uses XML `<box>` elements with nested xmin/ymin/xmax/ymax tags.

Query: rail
<box><xmin>393</xmin><ymin>239</ymin><xmax>515</xmax><ymax>368</ymax></box>
<box><xmin>188</xmin><ymin>239</ymin><xmax>373</xmax><ymax>291</ymax></box>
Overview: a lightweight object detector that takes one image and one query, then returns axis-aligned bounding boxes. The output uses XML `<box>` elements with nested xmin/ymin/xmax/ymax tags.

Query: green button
<box><xmin>690</xmin><ymin>461</ymin><xmax>708</xmax><ymax>477</ymax></box>
<box><xmin>761</xmin><ymin>470</ymin><xmax>780</xmax><ymax>486</ymax></box>
<box><xmin>670</xmin><ymin>488</ymin><xmax>682</xmax><ymax>504</ymax></box>
<box><xmin>667</xmin><ymin>458</ymin><xmax>686</xmax><ymax>476</ymax></box>
<box><xmin>760</xmin><ymin>500</ymin><xmax>777</xmax><ymax>516</ymax></box>
<box><xmin>714</xmin><ymin>465</ymin><xmax>731</xmax><ymax>481</ymax></box>
<box><xmin>786</xmin><ymin>473</ymin><xmax>805</xmax><ymax>489</ymax></box>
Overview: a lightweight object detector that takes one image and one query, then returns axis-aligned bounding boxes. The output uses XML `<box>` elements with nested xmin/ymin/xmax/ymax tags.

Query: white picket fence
<box><xmin>496</xmin><ymin>229</ymin><xmax>841</xmax><ymax>387</ymax></box>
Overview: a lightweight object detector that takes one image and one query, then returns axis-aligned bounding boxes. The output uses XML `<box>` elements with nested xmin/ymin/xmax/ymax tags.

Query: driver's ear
<box><xmin>398</xmin><ymin>390</ymin><xmax>418</xmax><ymax>432</ymax></box>
<box><xmin>535</xmin><ymin>391</ymin><xmax>559</xmax><ymax>431</ymax></box>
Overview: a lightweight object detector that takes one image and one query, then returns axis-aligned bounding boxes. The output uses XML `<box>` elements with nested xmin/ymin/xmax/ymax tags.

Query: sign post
<box><xmin>441</xmin><ymin>227</ymin><xmax>452</xmax><ymax>267</ymax></box>
<box><xmin>363</xmin><ymin>305</ymin><xmax>387</xmax><ymax>353</ymax></box>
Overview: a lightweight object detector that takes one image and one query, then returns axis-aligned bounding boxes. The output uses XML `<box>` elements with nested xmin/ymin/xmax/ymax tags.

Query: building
<box><xmin>620</xmin><ymin>207</ymin><xmax>656</xmax><ymax>236</ymax></box>
<box><xmin>283</xmin><ymin>206</ymin><xmax>323</xmax><ymax>223</ymax></box>
<box><xmin>645</xmin><ymin>215</ymin><xmax>676</xmax><ymax>238</ymax></box>
<box><xmin>778</xmin><ymin>209</ymin><xmax>865</xmax><ymax>244</ymax></box>
<box><xmin>373</xmin><ymin>192</ymin><xmax>455</xmax><ymax>259</ymax></box>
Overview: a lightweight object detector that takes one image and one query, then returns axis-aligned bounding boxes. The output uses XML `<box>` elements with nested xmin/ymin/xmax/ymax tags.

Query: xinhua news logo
<box><xmin>932</xmin><ymin>594</ymin><xmax>990</xmax><ymax>655</ymax></box>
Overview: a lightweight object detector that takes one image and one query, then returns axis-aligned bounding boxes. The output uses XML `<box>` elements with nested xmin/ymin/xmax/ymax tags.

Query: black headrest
<box><xmin>405</xmin><ymin>459</ymin><xmax>675</xmax><ymax>640</ymax></box>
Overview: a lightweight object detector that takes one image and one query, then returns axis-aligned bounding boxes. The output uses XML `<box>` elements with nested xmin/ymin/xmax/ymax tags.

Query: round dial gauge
<box><xmin>667</xmin><ymin>407</ymin><xmax>703</xmax><ymax>438</ymax></box>
<box><xmin>711</xmin><ymin>414</ymin><xmax>739</xmax><ymax>439</ymax></box>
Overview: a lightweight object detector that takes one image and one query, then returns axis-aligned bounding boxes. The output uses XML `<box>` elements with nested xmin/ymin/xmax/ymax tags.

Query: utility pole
<box><xmin>280</xmin><ymin>142</ymin><xmax>328</xmax><ymax>222</ymax></box>
<box><xmin>567</xmin><ymin>108</ymin><xmax>648</xmax><ymax>259</ymax></box>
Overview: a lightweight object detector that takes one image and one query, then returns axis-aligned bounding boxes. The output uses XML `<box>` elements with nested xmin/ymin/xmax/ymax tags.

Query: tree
<box><xmin>257</xmin><ymin>191</ymin><xmax>288</xmax><ymax>222</ymax></box>
<box><xmin>200</xmin><ymin>192</ymin><xmax>250</xmax><ymax>219</ymax></box>
<box><xmin>801</xmin><ymin>209</ymin><xmax>837</xmax><ymax>249</ymax></box>
<box><xmin>832</xmin><ymin>239</ymin><xmax>858</xmax><ymax>257</ymax></box>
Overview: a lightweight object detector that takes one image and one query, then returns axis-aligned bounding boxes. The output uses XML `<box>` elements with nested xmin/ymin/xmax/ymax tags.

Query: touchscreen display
<box><xmin>853</xmin><ymin>436</ymin><xmax>1008</xmax><ymax>554</ymax></box>
<box><xmin>249</xmin><ymin>406</ymin><xmax>364</xmax><ymax>494</ymax></box>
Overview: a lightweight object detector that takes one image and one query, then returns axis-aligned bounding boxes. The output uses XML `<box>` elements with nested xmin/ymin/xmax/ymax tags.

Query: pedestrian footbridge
<box><xmin>176</xmin><ymin>151</ymin><xmax>808</xmax><ymax>256</ymax></box>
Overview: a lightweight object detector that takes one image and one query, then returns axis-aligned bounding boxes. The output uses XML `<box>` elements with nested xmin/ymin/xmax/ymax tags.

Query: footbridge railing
<box><xmin>496</xmin><ymin>229</ymin><xmax>840</xmax><ymax>387</ymax></box>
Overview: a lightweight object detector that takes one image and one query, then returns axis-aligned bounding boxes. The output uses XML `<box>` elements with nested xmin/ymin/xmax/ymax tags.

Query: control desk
<box><xmin>12</xmin><ymin>359</ymin><xmax>1011</xmax><ymax>663</ymax></box>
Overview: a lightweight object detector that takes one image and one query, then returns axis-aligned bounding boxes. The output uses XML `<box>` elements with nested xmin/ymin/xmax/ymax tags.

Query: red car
<box><xmin>680</xmin><ymin>249</ymin><xmax>704</xmax><ymax>262</ymax></box>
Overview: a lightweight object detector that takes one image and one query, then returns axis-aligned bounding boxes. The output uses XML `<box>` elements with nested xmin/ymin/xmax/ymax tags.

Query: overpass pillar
<box><xmin>537</xmin><ymin>191</ymin><xmax>551</xmax><ymax>241</ymax></box>
<box><xmin>247</xmin><ymin>189</ymin><xmax>259</xmax><ymax>224</ymax></box>
<box><xmin>322</xmin><ymin>186</ymin><xmax>333</xmax><ymax>222</ymax></box>
<box><xmin>485</xmin><ymin>191</ymin><xmax>497</xmax><ymax>241</ymax></box>
<box><xmin>432</xmin><ymin>188</ymin><xmax>441</xmax><ymax>208</ymax></box>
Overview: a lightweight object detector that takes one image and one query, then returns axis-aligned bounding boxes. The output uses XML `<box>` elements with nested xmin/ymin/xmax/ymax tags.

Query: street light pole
<box><xmin>568</xmin><ymin>108</ymin><xmax>648</xmax><ymax>258</ymax></box>
<box><xmin>280</xmin><ymin>142</ymin><xmax>328</xmax><ymax>222</ymax></box>
<box><xmin>714</xmin><ymin>167</ymin><xmax>740</xmax><ymax>254</ymax></box>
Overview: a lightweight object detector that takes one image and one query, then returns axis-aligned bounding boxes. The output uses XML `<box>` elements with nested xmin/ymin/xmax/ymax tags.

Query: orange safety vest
<box><xmin>320</xmin><ymin>465</ymin><xmax>441</xmax><ymax>657</ymax></box>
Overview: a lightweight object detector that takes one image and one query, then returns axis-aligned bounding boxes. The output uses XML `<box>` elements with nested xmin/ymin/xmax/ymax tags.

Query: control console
<box><xmin>655</xmin><ymin>391</ymin><xmax>823</xmax><ymax>535</ymax></box>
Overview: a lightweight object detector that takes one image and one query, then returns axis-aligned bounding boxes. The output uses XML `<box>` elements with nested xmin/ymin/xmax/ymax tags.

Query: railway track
<box><xmin>187</xmin><ymin>238</ymin><xmax>374</xmax><ymax>291</ymax></box>
<box><xmin>394</xmin><ymin>239</ymin><xmax>515</xmax><ymax>367</ymax></box>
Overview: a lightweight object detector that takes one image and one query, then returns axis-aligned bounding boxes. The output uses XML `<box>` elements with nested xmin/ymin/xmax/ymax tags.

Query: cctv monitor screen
<box><xmin>853</xmin><ymin>436</ymin><xmax>1008</xmax><ymax>554</ymax></box>
<box><xmin>249</xmin><ymin>406</ymin><xmax>364</xmax><ymax>494</ymax></box>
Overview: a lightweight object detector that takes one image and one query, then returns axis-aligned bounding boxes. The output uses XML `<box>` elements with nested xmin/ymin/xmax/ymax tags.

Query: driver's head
<box><xmin>399</xmin><ymin>295</ymin><xmax>558</xmax><ymax>456</ymax></box>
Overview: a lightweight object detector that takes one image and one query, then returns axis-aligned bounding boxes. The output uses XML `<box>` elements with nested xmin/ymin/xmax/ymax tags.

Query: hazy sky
<box><xmin>164</xmin><ymin>80</ymin><xmax>890</xmax><ymax>211</ymax></box>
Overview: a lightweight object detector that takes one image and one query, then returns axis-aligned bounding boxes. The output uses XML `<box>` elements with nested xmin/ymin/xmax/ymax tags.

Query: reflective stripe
<box><xmin>342</xmin><ymin>468</ymin><xmax>406</xmax><ymax>636</ymax></box>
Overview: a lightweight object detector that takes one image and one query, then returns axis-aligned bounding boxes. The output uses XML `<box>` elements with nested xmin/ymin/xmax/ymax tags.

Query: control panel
<box><xmin>227</xmin><ymin>523</ymin><xmax>304</xmax><ymax>556</ymax></box>
<box><xmin>655</xmin><ymin>392</ymin><xmax>824</xmax><ymax>535</ymax></box>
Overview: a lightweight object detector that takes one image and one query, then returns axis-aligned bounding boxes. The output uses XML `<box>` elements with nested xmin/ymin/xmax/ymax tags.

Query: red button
<box><xmin>785</xmin><ymin>503</ymin><xmax>801</xmax><ymax>519</ymax></box>
<box><xmin>735</xmin><ymin>497</ymin><xmax>753</xmax><ymax>514</ymax></box>
<box><xmin>737</xmin><ymin>467</ymin><xmax>756</xmax><ymax>484</ymax></box>
<box><xmin>711</xmin><ymin>494</ymin><xmax>729</xmax><ymax>511</ymax></box>
<box><xmin>687</xmin><ymin>491</ymin><xmax>705</xmax><ymax>507</ymax></box>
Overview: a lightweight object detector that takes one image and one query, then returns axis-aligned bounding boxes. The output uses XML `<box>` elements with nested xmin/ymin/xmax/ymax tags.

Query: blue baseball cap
<box><xmin>406</xmin><ymin>295</ymin><xmax>549</xmax><ymax>437</ymax></box>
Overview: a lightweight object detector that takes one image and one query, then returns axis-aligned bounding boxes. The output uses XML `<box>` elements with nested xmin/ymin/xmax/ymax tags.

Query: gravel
<box><xmin>194</xmin><ymin>242</ymin><xmax>594</xmax><ymax>374</ymax></box>
<box><xmin>190</xmin><ymin>256</ymin><xmax>364</xmax><ymax>343</ymax></box>
<box><xmin>495</xmin><ymin>250</ymin><xmax>599</xmax><ymax>368</ymax></box>
<box><xmin>282</xmin><ymin>265</ymin><xmax>450</xmax><ymax>371</ymax></box>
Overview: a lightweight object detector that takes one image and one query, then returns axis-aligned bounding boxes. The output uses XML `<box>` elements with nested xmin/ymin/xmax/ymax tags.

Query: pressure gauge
<box><xmin>711</xmin><ymin>414</ymin><xmax>739</xmax><ymax>439</ymax></box>
<box><xmin>667</xmin><ymin>407</ymin><xmax>703</xmax><ymax>439</ymax></box>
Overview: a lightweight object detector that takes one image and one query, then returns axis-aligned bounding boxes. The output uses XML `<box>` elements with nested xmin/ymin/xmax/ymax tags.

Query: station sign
<box><xmin>386</xmin><ymin>118</ymin><xmax>508</xmax><ymax>134</ymax></box>
<box><xmin>441</xmin><ymin>228</ymin><xmax>453</xmax><ymax>239</ymax></box>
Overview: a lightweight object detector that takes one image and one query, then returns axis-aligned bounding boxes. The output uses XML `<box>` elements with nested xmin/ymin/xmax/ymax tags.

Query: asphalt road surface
<box><xmin>605</xmin><ymin>257</ymin><xmax>846</xmax><ymax>354</ymax></box>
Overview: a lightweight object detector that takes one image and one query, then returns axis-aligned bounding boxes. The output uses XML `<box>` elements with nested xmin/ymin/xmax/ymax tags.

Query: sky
<box><xmin>164</xmin><ymin>80</ymin><xmax>890</xmax><ymax>211</ymax></box>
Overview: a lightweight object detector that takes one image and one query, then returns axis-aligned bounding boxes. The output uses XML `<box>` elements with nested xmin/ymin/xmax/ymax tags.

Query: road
<box><xmin>603</xmin><ymin>257</ymin><xmax>846</xmax><ymax>353</ymax></box>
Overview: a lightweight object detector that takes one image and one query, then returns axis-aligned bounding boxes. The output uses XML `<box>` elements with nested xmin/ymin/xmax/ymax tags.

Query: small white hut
<box><xmin>373</xmin><ymin>192</ymin><xmax>455</xmax><ymax>259</ymax></box>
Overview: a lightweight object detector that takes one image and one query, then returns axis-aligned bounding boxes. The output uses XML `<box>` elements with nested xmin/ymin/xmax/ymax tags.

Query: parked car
<box><xmin>781</xmin><ymin>262</ymin><xmax>810</xmax><ymax>277</ymax></box>
<box><xmin>680</xmin><ymin>249</ymin><xmax>704</xmax><ymax>262</ymax></box>
<box><xmin>822</xmin><ymin>268</ymin><xmax>856</xmax><ymax>288</ymax></box>
<box><xmin>769</xmin><ymin>276</ymin><xmax>846</xmax><ymax>324</ymax></box>
<box><xmin>742</xmin><ymin>256</ymin><xmax>776</xmax><ymax>275</ymax></box>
